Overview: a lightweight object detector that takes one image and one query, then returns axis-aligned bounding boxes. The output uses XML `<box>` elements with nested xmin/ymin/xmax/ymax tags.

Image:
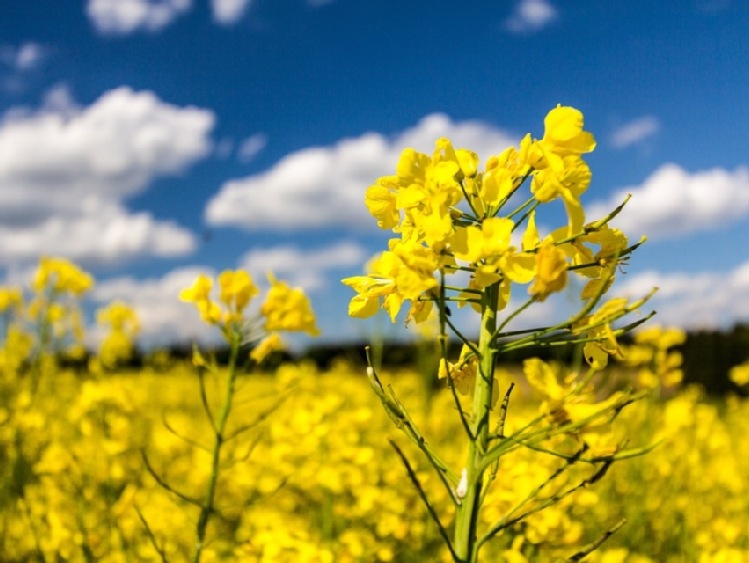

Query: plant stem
<box><xmin>192</xmin><ymin>331</ymin><xmax>240</xmax><ymax>563</ymax></box>
<box><xmin>453</xmin><ymin>281</ymin><xmax>498</xmax><ymax>562</ymax></box>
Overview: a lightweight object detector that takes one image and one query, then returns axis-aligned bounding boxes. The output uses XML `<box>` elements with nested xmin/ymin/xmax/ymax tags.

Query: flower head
<box><xmin>261</xmin><ymin>274</ymin><xmax>320</xmax><ymax>337</ymax></box>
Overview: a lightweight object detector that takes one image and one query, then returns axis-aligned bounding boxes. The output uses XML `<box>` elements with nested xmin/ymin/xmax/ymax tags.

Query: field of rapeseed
<box><xmin>1</xmin><ymin>360</ymin><xmax>749</xmax><ymax>561</ymax></box>
<box><xmin>2</xmin><ymin>107</ymin><xmax>749</xmax><ymax>561</ymax></box>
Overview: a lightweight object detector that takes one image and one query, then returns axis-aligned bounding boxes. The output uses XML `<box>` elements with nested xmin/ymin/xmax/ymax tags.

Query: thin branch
<box><xmin>161</xmin><ymin>414</ymin><xmax>210</xmax><ymax>453</ymax></box>
<box><xmin>364</xmin><ymin>349</ymin><xmax>460</xmax><ymax>503</ymax></box>
<box><xmin>197</xmin><ymin>366</ymin><xmax>215</xmax><ymax>431</ymax></box>
<box><xmin>134</xmin><ymin>503</ymin><xmax>170</xmax><ymax>563</ymax></box>
<box><xmin>389</xmin><ymin>440</ymin><xmax>459</xmax><ymax>563</ymax></box>
<box><xmin>568</xmin><ymin>519</ymin><xmax>626</xmax><ymax>561</ymax></box>
<box><xmin>224</xmin><ymin>397</ymin><xmax>284</xmax><ymax>441</ymax></box>
<box><xmin>140</xmin><ymin>449</ymin><xmax>202</xmax><ymax>507</ymax></box>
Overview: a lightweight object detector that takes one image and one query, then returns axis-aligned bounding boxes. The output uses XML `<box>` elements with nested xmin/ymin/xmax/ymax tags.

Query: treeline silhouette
<box><xmin>59</xmin><ymin>324</ymin><xmax>749</xmax><ymax>396</ymax></box>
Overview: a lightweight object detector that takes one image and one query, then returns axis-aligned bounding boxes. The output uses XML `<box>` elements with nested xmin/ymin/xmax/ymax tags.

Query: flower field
<box><xmin>1</xmin><ymin>361</ymin><xmax>748</xmax><ymax>562</ymax></box>
<box><xmin>3</xmin><ymin>106</ymin><xmax>749</xmax><ymax>562</ymax></box>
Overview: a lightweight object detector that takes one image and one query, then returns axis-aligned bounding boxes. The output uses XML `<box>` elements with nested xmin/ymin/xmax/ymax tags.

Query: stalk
<box><xmin>192</xmin><ymin>329</ymin><xmax>240</xmax><ymax>563</ymax></box>
<box><xmin>453</xmin><ymin>281</ymin><xmax>499</xmax><ymax>562</ymax></box>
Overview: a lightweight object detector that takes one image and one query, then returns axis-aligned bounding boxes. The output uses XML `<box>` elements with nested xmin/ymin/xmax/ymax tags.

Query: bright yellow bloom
<box><xmin>542</xmin><ymin>105</ymin><xmax>597</xmax><ymax>156</ymax></box>
<box><xmin>451</xmin><ymin>217</ymin><xmax>514</xmax><ymax>264</ymax></box>
<box><xmin>0</xmin><ymin>286</ymin><xmax>23</xmax><ymax>313</ymax></box>
<box><xmin>729</xmin><ymin>362</ymin><xmax>749</xmax><ymax>387</ymax></box>
<box><xmin>365</xmin><ymin>138</ymin><xmax>467</xmax><ymax>246</ymax></box>
<box><xmin>32</xmin><ymin>257</ymin><xmax>94</xmax><ymax>295</ymax></box>
<box><xmin>180</xmin><ymin>274</ymin><xmax>223</xmax><ymax>325</ymax></box>
<box><xmin>218</xmin><ymin>270</ymin><xmax>259</xmax><ymax>313</ymax></box>
<box><xmin>342</xmin><ymin>239</ymin><xmax>439</xmax><ymax>322</ymax></box>
<box><xmin>524</xmin><ymin>106</ymin><xmax>596</xmax><ymax>235</ymax></box>
<box><xmin>250</xmin><ymin>333</ymin><xmax>285</xmax><ymax>363</ymax></box>
<box><xmin>623</xmin><ymin>326</ymin><xmax>686</xmax><ymax>389</ymax></box>
<box><xmin>97</xmin><ymin>301</ymin><xmax>140</xmax><ymax>333</ymax></box>
<box><xmin>96</xmin><ymin>301</ymin><xmax>140</xmax><ymax>369</ymax></box>
<box><xmin>524</xmin><ymin>358</ymin><xmax>617</xmax><ymax>435</ymax></box>
<box><xmin>365</xmin><ymin>180</ymin><xmax>400</xmax><ymax>230</ymax></box>
<box><xmin>179</xmin><ymin>274</ymin><xmax>213</xmax><ymax>303</ymax></box>
<box><xmin>531</xmin><ymin>155</ymin><xmax>591</xmax><ymax>235</ymax></box>
<box><xmin>261</xmin><ymin>273</ymin><xmax>320</xmax><ymax>336</ymax></box>
<box><xmin>529</xmin><ymin>242</ymin><xmax>568</xmax><ymax>300</ymax></box>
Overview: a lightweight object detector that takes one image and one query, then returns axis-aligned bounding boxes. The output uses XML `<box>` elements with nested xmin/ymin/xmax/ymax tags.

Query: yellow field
<box><xmin>2</xmin><ymin>361</ymin><xmax>748</xmax><ymax>562</ymax></box>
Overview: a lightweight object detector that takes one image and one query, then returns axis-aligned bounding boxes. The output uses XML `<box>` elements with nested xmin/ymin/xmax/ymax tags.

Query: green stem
<box><xmin>453</xmin><ymin>281</ymin><xmax>499</xmax><ymax>562</ymax></box>
<box><xmin>192</xmin><ymin>331</ymin><xmax>241</xmax><ymax>563</ymax></box>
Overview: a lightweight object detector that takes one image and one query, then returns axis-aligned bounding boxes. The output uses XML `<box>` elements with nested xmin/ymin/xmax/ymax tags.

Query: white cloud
<box><xmin>239</xmin><ymin>241</ymin><xmax>367</xmax><ymax>291</ymax></box>
<box><xmin>0</xmin><ymin>86</ymin><xmax>214</xmax><ymax>265</ymax></box>
<box><xmin>237</xmin><ymin>133</ymin><xmax>267</xmax><ymax>162</ymax></box>
<box><xmin>211</xmin><ymin>0</ymin><xmax>251</xmax><ymax>24</ymax></box>
<box><xmin>206</xmin><ymin>113</ymin><xmax>517</xmax><ymax>231</ymax></box>
<box><xmin>87</xmin><ymin>0</ymin><xmax>191</xmax><ymax>35</ymax></box>
<box><xmin>609</xmin><ymin>116</ymin><xmax>660</xmax><ymax>149</ymax></box>
<box><xmin>587</xmin><ymin>164</ymin><xmax>749</xmax><ymax>240</ymax></box>
<box><xmin>0</xmin><ymin>43</ymin><xmax>46</xmax><ymax>70</ymax></box>
<box><xmin>92</xmin><ymin>266</ymin><xmax>219</xmax><ymax>346</ymax></box>
<box><xmin>613</xmin><ymin>259</ymin><xmax>749</xmax><ymax>329</ymax></box>
<box><xmin>0</xmin><ymin>204</ymin><xmax>195</xmax><ymax>265</ymax></box>
<box><xmin>505</xmin><ymin>0</ymin><xmax>557</xmax><ymax>33</ymax></box>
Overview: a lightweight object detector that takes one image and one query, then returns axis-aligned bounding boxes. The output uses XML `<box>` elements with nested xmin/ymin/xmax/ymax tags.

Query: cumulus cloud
<box><xmin>87</xmin><ymin>0</ymin><xmax>191</xmax><ymax>35</ymax></box>
<box><xmin>206</xmin><ymin>113</ymin><xmax>517</xmax><ymax>231</ymax></box>
<box><xmin>587</xmin><ymin>164</ymin><xmax>749</xmax><ymax>240</ymax></box>
<box><xmin>609</xmin><ymin>116</ymin><xmax>660</xmax><ymax>149</ymax></box>
<box><xmin>239</xmin><ymin>241</ymin><xmax>367</xmax><ymax>291</ymax></box>
<box><xmin>505</xmin><ymin>0</ymin><xmax>557</xmax><ymax>33</ymax></box>
<box><xmin>613</xmin><ymin>259</ymin><xmax>749</xmax><ymax>329</ymax></box>
<box><xmin>0</xmin><ymin>205</ymin><xmax>195</xmax><ymax>265</ymax></box>
<box><xmin>237</xmin><ymin>133</ymin><xmax>267</xmax><ymax>162</ymax></box>
<box><xmin>0</xmin><ymin>86</ymin><xmax>214</xmax><ymax>264</ymax></box>
<box><xmin>211</xmin><ymin>0</ymin><xmax>251</xmax><ymax>24</ymax></box>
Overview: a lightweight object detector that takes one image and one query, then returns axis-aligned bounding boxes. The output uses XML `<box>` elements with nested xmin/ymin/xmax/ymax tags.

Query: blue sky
<box><xmin>1</xmin><ymin>0</ymin><xmax>749</xmax><ymax>347</ymax></box>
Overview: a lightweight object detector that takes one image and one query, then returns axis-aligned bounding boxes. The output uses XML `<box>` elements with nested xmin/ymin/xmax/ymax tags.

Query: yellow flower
<box><xmin>218</xmin><ymin>270</ymin><xmax>259</xmax><ymax>313</ymax></box>
<box><xmin>451</xmin><ymin>217</ymin><xmax>514</xmax><ymax>264</ymax></box>
<box><xmin>524</xmin><ymin>358</ymin><xmax>617</xmax><ymax>435</ymax></box>
<box><xmin>96</xmin><ymin>301</ymin><xmax>140</xmax><ymax>369</ymax></box>
<box><xmin>0</xmin><ymin>286</ymin><xmax>23</xmax><ymax>313</ymax></box>
<box><xmin>32</xmin><ymin>257</ymin><xmax>94</xmax><ymax>295</ymax></box>
<box><xmin>729</xmin><ymin>362</ymin><xmax>749</xmax><ymax>387</ymax></box>
<box><xmin>261</xmin><ymin>273</ymin><xmax>320</xmax><ymax>336</ymax></box>
<box><xmin>342</xmin><ymin>239</ymin><xmax>439</xmax><ymax>322</ymax></box>
<box><xmin>365</xmin><ymin>180</ymin><xmax>400</xmax><ymax>230</ymax></box>
<box><xmin>622</xmin><ymin>326</ymin><xmax>686</xmax><ymax>390</ymax></box>
<box><xmin>250</xmin><ymin>333</ymin><xmax>285</xmax><ymax>363</ymax></box>
<box><xmin>529</xmin><ymin>242</ymin><xmax>568</xmax><ymax>300</ymax></box>
<box><xmin>179</xmin><ymin>274</ymin><xmax>225</xmax><ymax>325</ymax></box>
<box><xmin>542</xmin><ymin>105</ymin><xmax>596</xmax><ymax>156</ymax></box>
<box><xmin>179</xmin><ymin>274</ymin><xmax>213</xmax><ymax>303</ymax></box>
<box><xmin>97</xmin><ymin>301</ymin><xmax>140</xmax><ymax>333</ymax></box>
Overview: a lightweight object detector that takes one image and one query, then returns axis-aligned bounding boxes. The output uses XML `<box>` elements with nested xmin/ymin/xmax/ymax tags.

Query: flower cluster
<box><xmin>180</xmin><ymin>270</ymin><xmax>319</xmax><ymax>362</ymax></box>
<box><xmin>32</xmin><ymin>256</ymin><xmax>94</xmax><ymax>296</ymax></box>
<box><xmin>621</xmin><ymin>326</ymin><xmax>686</xmax><ymax>390</ymax></box>
<box><xmin>343</xmin><ymin>106</ymin><xmax>639</xmax><ymax>369</ymax></box>
<box><xmin>95</xmin><ymin>301</ymin><xmax>140</xmax><ymax>370</ymax></box>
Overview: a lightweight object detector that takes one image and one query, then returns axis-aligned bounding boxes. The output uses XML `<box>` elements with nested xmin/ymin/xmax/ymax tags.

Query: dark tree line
<box><xmin>56</xmin><ymin>324</ymin><xmax>749</xmax><ymax>396</ymax></box>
